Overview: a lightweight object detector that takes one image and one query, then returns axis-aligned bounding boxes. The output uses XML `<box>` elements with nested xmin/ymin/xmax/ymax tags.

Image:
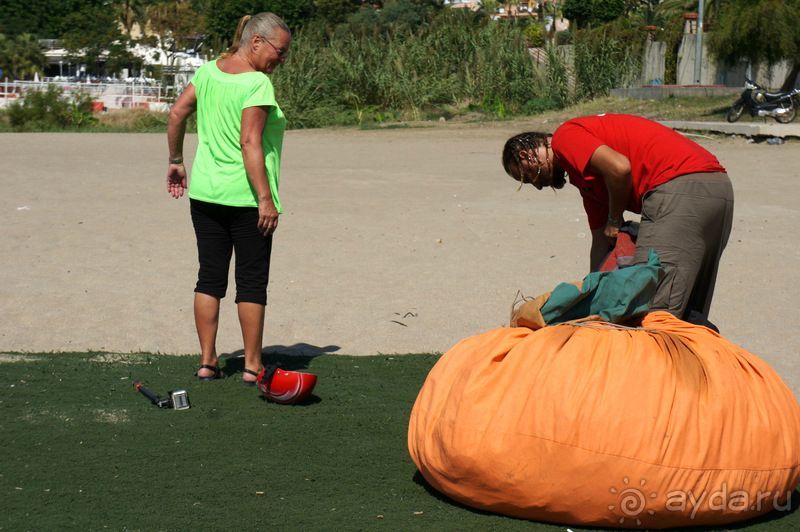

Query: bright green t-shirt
<box><xmin>188</xmin><ymin>60</ymin><xmax>286</xmax><ymax>211</ymax></box>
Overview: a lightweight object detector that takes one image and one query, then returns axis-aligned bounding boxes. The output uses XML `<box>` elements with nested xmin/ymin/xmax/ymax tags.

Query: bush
<box><xmin>521</xmin><ymin>96</ymin><xmax>560</xmax><ymax>115</ymax></box>
<box><xmin>95</xmin><ymin>108</ymin><xmax>172</xmax><ymax>131</ymax></box>
<box><xmin>6</xmin><ymin>85</ymin><xmax>96</xmax><ymax>131</ymax></box>
<box><xmin>524</xmin><ymin>23</ymin><xmax>546</xmax><ymax>47</ymax></box>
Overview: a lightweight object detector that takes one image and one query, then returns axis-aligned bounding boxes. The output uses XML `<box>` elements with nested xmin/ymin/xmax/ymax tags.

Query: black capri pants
<box><xmin>190</xmin><ymin>199</ymin><xmax>273</xmax><ymax>305</ymax></box>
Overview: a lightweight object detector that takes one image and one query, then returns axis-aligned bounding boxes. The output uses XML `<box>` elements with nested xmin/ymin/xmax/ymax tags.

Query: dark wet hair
<box><xmin>501</xmin><ymin>132</ymin><xmax>551</xmax><ymax>180</ymax></box>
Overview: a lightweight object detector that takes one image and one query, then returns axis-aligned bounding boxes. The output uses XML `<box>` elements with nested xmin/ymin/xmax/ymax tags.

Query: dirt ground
<box><xmin>1</xmin><ymin>122</ymin><xmax>798</xmax><ymax>394</ymax></box>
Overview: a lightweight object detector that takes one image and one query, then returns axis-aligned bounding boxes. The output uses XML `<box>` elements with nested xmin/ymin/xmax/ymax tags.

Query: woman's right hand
<box><xmin>258</xmin><ymin>198</ymin><xmax>279</xmax><ymax>236</ymax></box>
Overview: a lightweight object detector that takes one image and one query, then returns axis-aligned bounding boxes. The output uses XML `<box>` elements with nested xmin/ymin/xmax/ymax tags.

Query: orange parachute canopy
<box><xmin>408</xmin><ymin>312</ymin><xmax>800</xmax><ymax>528</ymax></box>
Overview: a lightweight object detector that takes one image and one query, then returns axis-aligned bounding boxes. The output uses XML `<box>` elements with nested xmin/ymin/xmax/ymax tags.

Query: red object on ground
<box><xmin>256</xmin><ymin>366</ymin><xmax>317</xmax><ymax>404</ymax></box>
<box><xmin>91</xmin><ymin>101</ymin><xmax>104</xmax><ymax>113</ymax></box>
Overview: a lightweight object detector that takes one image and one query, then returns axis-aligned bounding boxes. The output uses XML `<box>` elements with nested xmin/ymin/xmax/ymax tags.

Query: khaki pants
<box><xmin>633</xmin><ymin>172</ymin><xmax>734</xmax><ymax>319</ymax></box>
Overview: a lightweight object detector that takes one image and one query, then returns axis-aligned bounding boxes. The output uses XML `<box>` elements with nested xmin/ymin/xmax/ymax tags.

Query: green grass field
<box><xmin>2</xmin><ymin>352</ymin><xmax>798</xmax><ymax>531</ymax></box>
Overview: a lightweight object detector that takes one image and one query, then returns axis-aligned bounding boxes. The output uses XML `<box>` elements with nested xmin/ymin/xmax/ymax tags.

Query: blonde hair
<box><xmin>222</xmin><ymin>12</ymin><xmax>290</xmax><ymax>58</ymax></box>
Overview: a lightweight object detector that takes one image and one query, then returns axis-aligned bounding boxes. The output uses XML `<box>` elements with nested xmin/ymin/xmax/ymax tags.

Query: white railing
<box><xmin>0</xmin><ymin>79</ymin><xmax>173</xmax><ymax>111</ymax></box>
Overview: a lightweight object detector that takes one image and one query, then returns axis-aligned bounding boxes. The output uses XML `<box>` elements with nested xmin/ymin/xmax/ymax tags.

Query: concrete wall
<box><xmin>676</xmin><ymin>34</ymin><xmax>719</xmax><ymax>85</ymax></box>
<box><xmin>752</xmin><ymin>61</ymin><xmax>798</xmax><ymax>90</ymax></box>
<box><xmin>534</xmin><ymin>35</ymin><xmax>798</xmax><ymax>94</ymax></box>
<box><xmin>641</xmin><ymin>40</ymin><xmax>666</xmax><ymax>85</ymax></box>
<box><xmin>676</xmin><ymin>34</ymin><xmax>797</xmax><ymax>90</ymax></box>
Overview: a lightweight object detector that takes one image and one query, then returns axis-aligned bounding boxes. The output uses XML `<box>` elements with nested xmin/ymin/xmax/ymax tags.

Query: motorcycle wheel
<box><xmin>726</xmin><ymin>101</ymin><xmax>744</xmax><ymax>123</ymax></box>
<box><xmin>775</xmin><ymin>105</ymin><xmax>796</xmax><ymax>124</ymax></box>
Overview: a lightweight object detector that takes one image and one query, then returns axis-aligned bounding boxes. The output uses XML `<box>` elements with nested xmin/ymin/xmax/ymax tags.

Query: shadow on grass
<box><xmin>412</xmin><ymin>471</ymin><xmax>800</xmax><ymax>531</ymax></box>
<box><xmin>256</xmin><ymin>393</ymin><xmax>322</xmax><ymax>407</ymax></box>
<box><xmin>220</xmin><ymin>342</ymin><xmax>340</xmax><ymax>377</ymax></box>
<box><xmin>263</xmin><ymin>342</ymin><xmax>341</xmax><ymax>357</ymax></box>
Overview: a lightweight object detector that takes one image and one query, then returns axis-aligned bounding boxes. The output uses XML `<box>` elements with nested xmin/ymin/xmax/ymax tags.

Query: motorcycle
<box><xmin>726</xmin><ymin>77</ymin><xmax>800</xmax><ymax>124</ymax></box>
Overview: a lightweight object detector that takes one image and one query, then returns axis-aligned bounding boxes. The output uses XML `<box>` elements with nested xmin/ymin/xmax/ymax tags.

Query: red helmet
<box><xmin>257</xmin><ymin>365</ymin><xmax>317</xmax><ymax>405</ymax></box>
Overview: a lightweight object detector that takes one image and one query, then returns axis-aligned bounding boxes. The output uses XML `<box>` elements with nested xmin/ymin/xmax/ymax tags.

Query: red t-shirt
<box><xmin>551</xmin><ymin>114</ymin><xmax>726</xmax><ymax>229</ymax></box>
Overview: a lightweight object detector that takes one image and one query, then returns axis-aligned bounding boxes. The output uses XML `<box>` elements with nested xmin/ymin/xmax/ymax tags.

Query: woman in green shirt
<box><xmin>166</xmin><ymin>12</ymin><xmax>290</xmax><ymax>385</ymax></box>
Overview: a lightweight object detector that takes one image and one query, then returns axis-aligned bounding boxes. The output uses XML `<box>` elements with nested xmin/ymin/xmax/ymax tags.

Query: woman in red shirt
<box><xmin>502</xmin><ymin>114</ymin><xmax>734</xmax><ymax>326</ymax></box>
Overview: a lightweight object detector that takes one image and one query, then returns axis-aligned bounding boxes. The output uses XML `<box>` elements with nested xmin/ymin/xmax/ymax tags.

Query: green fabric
<box><xmin>188</xmin><ymin>60</ymin><xmax>286</xmax><ymax>211</ymax></box>
<box><xmin>541</xmin><ymin>250</ymin><xmax>664</xmax><ymax>324</ymax></box>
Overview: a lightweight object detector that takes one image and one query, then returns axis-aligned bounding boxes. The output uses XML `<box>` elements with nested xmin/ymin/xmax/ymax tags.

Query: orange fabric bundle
<box><xmin>408</xmin><ymin>312</ymin><xmax>800</xmax><ymax>528</ymax></box>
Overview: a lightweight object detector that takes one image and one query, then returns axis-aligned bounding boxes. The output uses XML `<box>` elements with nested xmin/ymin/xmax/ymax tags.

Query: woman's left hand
<box><xmin>258</xmin><ymin>199</ymin><xmax>279</xmax><ymax>236</ymax></box>
<box><xmin>166</xmin><ymin>163</ymin><xmax>187</xmax><ymax>199</ymax></box>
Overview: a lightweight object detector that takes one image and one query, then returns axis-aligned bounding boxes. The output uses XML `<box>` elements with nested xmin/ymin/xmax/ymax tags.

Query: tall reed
<box><xmin>573</xmin><ymin>35</ymin><xmax>641</xmax><ymax>101</ymax></box>
<box><xmin>270</xmin><ymin>12</ymin><xmax>645</xmax><ymax>128</ymax></box>
<box><xmin>271</xmin><ymin>13</ymin><xmax>542</xmax><ymax>126</ymax></box>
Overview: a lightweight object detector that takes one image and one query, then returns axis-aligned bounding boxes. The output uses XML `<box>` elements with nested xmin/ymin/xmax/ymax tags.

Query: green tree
<box><xmin>314</xmin><ymin>0</ymin><xmax>361</xmax><ymax>24</ymax></box>
<box><xmin>647</xmin><ymin>0</ymin><xmax>726</xmax><ymax>37</ymax></box>
<box><xmin>652</xmin><ymin>0</ymin><xmax>723</xmax><ymax>22</ymax></box>
<box><xmin>61</xmin><ymin>3</ymin><xmax>134</xmax><ymax>76</ymax></box>
<box><xmin>562</xmin><ymin>0</ymin><xmax>592</xmax><ymax>28</ymax></box>
<box><xmin>114</xmin><ymin>0</ymin><xmax>154</xmax><ymax>36</ymax></box>
<box><xmin>145</xmin><ymin>0</ymin><xmax>205</xmax><ymax>64</ymax></box>
<box><xmin>0</xmin><ymin>0</ymin><xmax>101</xmax><ymax>38</ymax></box>
<box><xmin>562</xmin><ymin>0</ymin><xmax>626</xmax><ymax>29</ymax></box>
<box><xmin>380</xmin><ymin>0</ymin><xmax>433</xmax><ymax>28</ymax></box>
<box><xmin>336</xmin><ymin>0</ymin><xmax>442</xmax><ymax>38</ymax></box>
<box><xmin>592</xmin><ymin>0</ymin><xmax>626</xmax><ymax>25</ymax></box>
<box><xmin>708</xmin><ymin>0</ymin><xmax>800</xmax><ymax>90</ymax></box>
<box><xmin>201</xmin><ymin>0</ymin><xmax>315</xmax><ymax>50</ymax></box>
<box><xmin>0</xmin><ymin>33</ymin><xmax>46</xmax><ymax>79</ymax></box>
<box><xmin>105</xmin><ymin>41</ymin><xmax>144</xmax><ymax>76</ymax></box>
<box><xmin>627</xmin><ymin>1</ymin><xmax>671</xmax><ymax>28</ymax></box>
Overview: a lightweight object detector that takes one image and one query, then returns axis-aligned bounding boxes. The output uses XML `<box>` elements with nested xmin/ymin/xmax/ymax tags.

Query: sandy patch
<box><xmin>87</xmin><ymin>353</ymin><xmax>153</xmax><ymax>365</ymax></box>
<box><xmin>94</xmin><ymin>409</ymin><xmax>130</xmax><ymax>424</ymax></box>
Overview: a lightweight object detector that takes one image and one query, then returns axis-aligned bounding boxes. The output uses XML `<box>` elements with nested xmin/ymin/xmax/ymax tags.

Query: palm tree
<box><xmin>630</xmin><ymin>1</ymin><xmax>665</xmax><ymax>27</ymax></box>
<box><xmin>146</xmin><ymin>1</ymin><xmax>204</xmax><ymax>65</ymax></box>
<box><xmin>6</xmin><ymin>34</ymin><xmax>46</xmax><ymax>80</ymax></box>
<box><xmin>654</xmin><ymin>0</ymin><xmax>722</xmax><ymax>24</ymax></box>
<box><xmin>115</xmin><ymin>0</ymin><xmax>152</xmax><ymax>37</ymax></box>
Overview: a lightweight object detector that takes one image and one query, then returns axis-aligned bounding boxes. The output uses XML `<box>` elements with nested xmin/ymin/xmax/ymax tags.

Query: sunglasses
<box><xmin>263</xmin><ymin>38</ymin><xmax>289</xmax><ymax>59</ymax></box>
